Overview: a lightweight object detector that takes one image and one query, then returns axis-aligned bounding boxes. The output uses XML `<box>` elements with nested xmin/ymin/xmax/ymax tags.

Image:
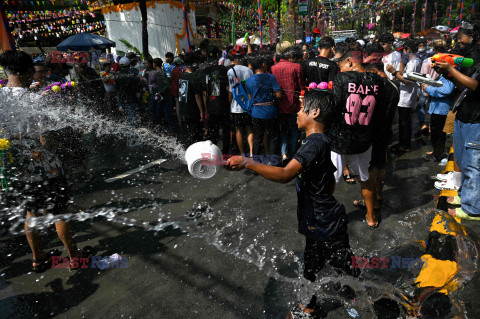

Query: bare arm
<box><xmin>436</xmin><ymin>62</ymin><xmax>478</xmax><ymax>91</ymax></box>
<box><xmin>195</xmin><ymin>93</ymin><xmax>204</xmax><ymax>121</ymax></box>
<box><xmin>203</xmin><ymin>91</ymin><xmax>207</xmax><ymax>114</ymax></box>
<box><xmin>228</xmin><ymin>91</ymin><xmax>233</xmax><ymax>104</ymax></box>
<box><xmin>226</xmin><ymin>156</ymin><xmax>303</xmax><ymax>184</ymax></box>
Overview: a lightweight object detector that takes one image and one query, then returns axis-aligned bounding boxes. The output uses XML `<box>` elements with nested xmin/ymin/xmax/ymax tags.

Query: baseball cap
<box><xmin>231</xmin><ymin>45</ymin><xmax>245</xmax><ymax>56</ymax></box>
<box><xmin>174</xmin><ymin>57</ymin><xmax>184</xmax><ymax>65</ymax></box>
<box><xmin>119</xmin><ymin>57</ymin><xmax>130</xmax><ymax>66</ymax></box>
<box><xmin>313</xmin><ymin>28</ymin><xmax>321</xmax><ymax>34</ymax></box>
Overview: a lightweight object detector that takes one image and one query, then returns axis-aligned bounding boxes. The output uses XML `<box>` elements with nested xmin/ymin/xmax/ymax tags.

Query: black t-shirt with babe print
<box><xmin>293</xmin><ymin>133</ymin><xmax>347</xmax><ymax>242</ymax></box>
<box><xmin>328</xmin><ymin>71</ymin><xmax>386</xmax><ymax>155</ymax></box>
<box><xmin>178</xmin><ymin>72</ymin><xmax>202</xmax><ymax>119</ymax></box>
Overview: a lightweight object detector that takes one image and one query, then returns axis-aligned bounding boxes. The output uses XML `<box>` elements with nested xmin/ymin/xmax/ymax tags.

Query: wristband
<box><xmin>392</xmin><ymin>71</ymin><xmax>398</xmax><ymax>77</ymax></box>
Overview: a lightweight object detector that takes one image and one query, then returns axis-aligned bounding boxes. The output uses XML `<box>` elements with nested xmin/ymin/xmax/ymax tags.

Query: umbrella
<box><xmin>57</xmin><ymin>33</ymin><xmax>115</xmax><ymax>52</ymax></box>
<box><xmin>434</xmin><ymin>25</ymin><xmax>450</xmax><ymax>33</ymax></box>
<box><xmin>450</xmin><ymin>26</ymin><xmax>460</xmax><ymax>34</ymax></box>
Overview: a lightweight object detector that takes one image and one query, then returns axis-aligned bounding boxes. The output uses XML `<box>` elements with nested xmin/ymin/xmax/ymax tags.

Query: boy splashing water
<box><xmin>226</xmin><ymin>90</ymin><xmax>359</xmax><ymax>318</ymax></box>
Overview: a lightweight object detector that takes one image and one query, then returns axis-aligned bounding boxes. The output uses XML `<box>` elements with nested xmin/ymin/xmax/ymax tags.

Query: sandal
<box><xmin>448</xmin><ymin>208</ymin><xmax>480</xmax><ymax>221</ymax></box>
<box><xmin>68</xmin><ymin>246</ymin><xmax>94</xmax><ymax>270</ymax></box>
<box><xmin>343</xmin><ymin>173</ymin><xmax>356</xmax><ymax>185</ymax></box>
<box><xmin>32</xmin><ymin>249</ymin><xmax>61</xmax><ymax>273</ymax></box>
<box><xmin>447</xmin><ymin>196</ymin><xmax>461</xmax><ymax>205</ymax></box>
<box><xmin>365</xmin><ymin>217</ymin><xmax>380</xmax><ymax>228</ymax></box>
<box><xmin>353</xmin><ymin>199</ymin><xmax>365</xmax><ymax>207</ymax></box>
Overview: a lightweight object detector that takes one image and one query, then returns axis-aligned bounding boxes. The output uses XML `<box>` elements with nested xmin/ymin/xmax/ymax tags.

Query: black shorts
<box><xmin>370</xmin><ymin>143</ymin><xmax>387</xmax><ymax>170</ymax></box>
<box><xmin>303</xmin><ymin>233</ymin><xmax>359</xmax><ymax>281</ymax></box>
<box><xmin>3</xmin><ymin>177</ymin><xmax>71</xmax><ymax>215</ymax></box>
<box><xmin>231</xmin><ymin>113</ymin><xmax>252</xmax><ymax>128</ymax></box>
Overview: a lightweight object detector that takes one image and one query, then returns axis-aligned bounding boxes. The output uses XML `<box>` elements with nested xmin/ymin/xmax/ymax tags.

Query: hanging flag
<box><xmin>423</xmin><ymin>0</ymin><xmax>427</xmax><ymax>31</ymax></box>
<box><xmin>269</xmin><ymin>17</ymin><xmax>277</xmax><ymax>44</ymax></box>
<box><xmin>448</xmin><ymin>0</ymin><xmax>453</xmax><ymax>30</ymax></box>
<box><xmin>0</xmin><ymin>2</ymin><xmax>15</xmax><ymax>51</ymax></box>
<box><xmin>434</xmin><ymin>0</ymin><xmax>438</xmax><ymax>26</ymax></box>
<box><xmin>392</xmin><ymin>3</ymin><xmax>395</xmax><ymax>32</ymax></box>
<box><xmin>412</xmin><ymin>0</ymin><xmax>417</xmax><ymax>33</ymax></box>
<box><xmin>231</xmin><ymin>9</ymin><xmax>234</xmax><ymax>45</ymax></box>
<box><xmin>257</xmin><ymin>0</ymin><xmax>262</xmax><ymax>47</ymax></box>
<box><xmin>459</xmin><ymin>0</ymin><xmax>464</xmax><ymax>24</ymax></box>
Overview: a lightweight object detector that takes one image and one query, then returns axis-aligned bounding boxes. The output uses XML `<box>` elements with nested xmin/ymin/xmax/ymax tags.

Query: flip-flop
<box><xmin>365</xmin><ymin>218</ymin><xmax>379</xmax><ymax>228</ymax></box>
<box><xmin>32</xmin><ymin>249</ymin><xmax>61</xmax><ymax>273</ymax></box>
<box><xmin>343</xmin><ymin>173</ymin><xmax>356</xmax><ymax>185</ymax></box>
<box><xmin>448</xmin><ymin>208</ymin><xmax>480</xmax><ymax>220</ymax></box>
<box><xmin>353</xmin><ymin>199</ymin><xmax>365</xmax><ymax>207</ymax></box>
<box><xmin>447</xmin><ymin>196</ymin><xmax>461</xmax><ymax>205</ymax></box>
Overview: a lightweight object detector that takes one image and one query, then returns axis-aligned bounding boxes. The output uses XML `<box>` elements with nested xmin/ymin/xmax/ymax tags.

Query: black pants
<box><xmin>185</xmin><ymin>117</ymin><xmax>203</xmax><ymax>145</ymax></box>
<box><xmin>398</xmin><ymin>107</ymin><xmax>412</xmax><ymax>149</ymax></box>
<box><xmin>252</xmin><ymin>117</ymin><xmax>280</xmax><ymax>159</ymax></box>
<box><xmin>430</xmin><ymin>113</ymin><xmax>448</xmax><ymax>161</ymax></box>
<box><xmin>206</xmin><ymin>114</ymin><xmax>231</xmax><ymax>154</ymax></box>
<box><xmin>303</xmin><ymin>235</ymin><xmax>359</xmax><ymax>282</ymax></box>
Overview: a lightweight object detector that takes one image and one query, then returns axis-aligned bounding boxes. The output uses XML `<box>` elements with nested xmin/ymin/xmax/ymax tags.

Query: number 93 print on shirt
<box><xmin>327</xmin><ymin>71</ymin><xmax>387</xmax><ymax>155</ymax></box>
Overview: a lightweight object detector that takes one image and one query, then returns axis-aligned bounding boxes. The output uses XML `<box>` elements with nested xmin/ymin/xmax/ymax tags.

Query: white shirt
<box><xmin>227</xmin><ymin>65</ymin><xmax>253</xmax><ymax>113</ymax></box>
<box><xmin>398</xmin><ymin>56</ymin><xmax>422</xmax><ymax>108</ymax></box>
<box><xmin>382</xmin><ymin>51</ymin><xmax>402</xmax><ymax>80</ymax></box>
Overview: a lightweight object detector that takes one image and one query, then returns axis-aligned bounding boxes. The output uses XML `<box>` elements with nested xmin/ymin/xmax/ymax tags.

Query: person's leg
<box><xmin>455</xmin><ymin>122</ymin><xmax>480</xmax><ymax>216</ymax></box>
<box><xmin>431</xmin><ymin>114</ymin><xmax>448</xmax><ymax>161</ymax></box>
<box><xmin>360</xmin><ymin>178</ymin><xmax>377</xmax><ymax>226</ymax></box>
<box><xmin>279</xmin><ymin>114</ymin><xmax>288</xmax><ymax>159</ymax></box>
<box><xmin>266</xmin><ymin>118</ymin><xmax>281</xmax><ymax>165</ymax></box>
<box><xmin>246</xmin><ymin>125</ymin><xmax>254</xmax><ymax>157</ymax></box>
<box><xmin>303</xmin><ymin>237</ymin><xmax>326</xmax><ymax>282</ymax></box>
<box><xmin>398</xmin><ymin>107</ymin><xmax>412</xmax><ymax>150</ymax></box>
<box><xmin>288</xmin><ymin>113</ymin><xmax>299</xmax><ymax>158</ymax></box>
<box><xmin>126</xmin><ymin>102</ymin><xmax>137</xmax><ymax>127</ymax></box>
<box><xmin>207</xmin><ymin>114</ymin><xmax>220</xmax><ymax>146</ymax></box>
<box><xmin>236</xmin><ymin>126</ymin><xmax>245</xmax><ymax>154</ymax></box>
<box><xmin>221</xmin><ymin>114</ymin><xmax>231</xmax><ymax>155</ymax></box>
<box><xmin>163</xmin><ymin>96</ymin><xmax>178</xmax><ymax>133</ymax></box>
<box><xmin>55</xmin><ymin>220</ymin><xmax>79</xmax><ymax>259</ymax></box>
<box><xmin>25</xmin><ymin>211</ymin><xmax>46</xmax><ymax>263</ymax></box>
<box><xmin>252</xmin><ymin>118</ymin><xmax>266</xmax><ymax>156</ymax></box>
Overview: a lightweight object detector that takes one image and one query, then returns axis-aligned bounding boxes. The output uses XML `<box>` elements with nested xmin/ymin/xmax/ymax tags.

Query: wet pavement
<box><xmin>1</xmin><ymin>132</ymin><xmax>480</xmax><ymax>319</ymax></box>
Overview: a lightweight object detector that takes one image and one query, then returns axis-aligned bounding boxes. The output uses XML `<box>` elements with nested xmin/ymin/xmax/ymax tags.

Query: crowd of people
<box><xmin>1</xmin><ymin>19</ymin><xmax>479</xmax><ymax>319</ymax></box>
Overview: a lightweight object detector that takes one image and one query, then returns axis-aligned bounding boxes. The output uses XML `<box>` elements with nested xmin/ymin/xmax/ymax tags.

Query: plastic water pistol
<box><xmin>43</xmin><ymin>81</ymin><xmax>77</xmax><ymax>96</ymax></box>
<box><xmin>0</xmin><ymin>79</ymin><xmax>7</xmax><ymax>88</ymax></box>
<box><xmin>102</xmin><ymin>72</ymin><xmax>115</xmax><ymax>85</ymax></box>
<box><xmin>431</xmin><ymin>53</ymin><xmax>474</xmax><ymax>68</ymax></box>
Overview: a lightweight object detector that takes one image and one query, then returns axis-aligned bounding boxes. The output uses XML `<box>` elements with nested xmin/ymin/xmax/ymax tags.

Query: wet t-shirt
<box><xmin>302</xmin><ymin>56</ymin><xmax>339</xmax><ymax>84</ymax></box>
<box><xmin>329</xmin><ymin>71</ymin><xmax>386</xmax><ymax>155</ymax></box>
<box><xmin>293</xmin><ymin>133</ymin><xmax>347</xmax><ymax>242</ymax></box>
<box><xmin>456</xmin><ymin>47</ymin><xmax>480</xmax><ymax>124</ymax></box>
<box><xmin>178</xmin><ymin>72</ymin><xmax>202</xmax><ymax>119</ymax></box>
<box><xmin>203</xmin><ymin>65</ymin><xmax>229</xmax><ymax>115</ymax></box>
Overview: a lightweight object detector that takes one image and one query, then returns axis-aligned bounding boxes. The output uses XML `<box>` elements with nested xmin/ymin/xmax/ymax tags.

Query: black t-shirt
<box><xmin>114</xmin><ymin>69</ymin><xmax>141</xmax><ymax>104</ymax></box>
<box><xmin>293</xmin><ymin>133</ymin><xmax>347</xmax><ymax>242</ymax></box>
<box><xmin>302</xmin><ymin>56</ymin><xmax>339</xmax><ymax>84</ymax></box>
<box><xmin>456</xmin><ymin>46</ymin><xmax>480</xmax><ymax>124</ymax></box>
<box><xmin>375</xmin><ymin>77</ymin><xmax>400</xmax><ymax>147</ymax></box>
<box><xmin>328</xmin><ymin>71</ymin><xmax>386</xmax><ymax>155</ymax></box>
<box><xmin>203</xmin><ymin>65</ymin><xmax>229</xmax><ymax>115</ymax></box>
<box><xmin>178</xmin><ymin>71</ymin><xmax>202</xmax><ymax>119</ymax></box>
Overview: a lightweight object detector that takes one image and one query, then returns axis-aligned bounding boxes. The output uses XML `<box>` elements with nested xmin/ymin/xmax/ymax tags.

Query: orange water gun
<box><xmin>431</xmin><ymin>53</ymin><xmax>474</xmax><ymax>68</ymax></box>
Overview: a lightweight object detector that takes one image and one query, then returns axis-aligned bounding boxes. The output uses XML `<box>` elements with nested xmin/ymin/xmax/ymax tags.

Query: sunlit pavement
<box><xmin>1</xmin><ymin>134</ymin><xmax>480</xmax><ymax>319</ymax></box>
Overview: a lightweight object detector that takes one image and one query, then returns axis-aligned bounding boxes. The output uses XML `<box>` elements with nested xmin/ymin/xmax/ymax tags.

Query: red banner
<box><xmin>269</xmin><ymin>18</ymin><xmax>277</xmax><ymax>44</ymax></box>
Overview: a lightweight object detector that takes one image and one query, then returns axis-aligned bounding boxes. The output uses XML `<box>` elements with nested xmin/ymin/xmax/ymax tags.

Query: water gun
<box><xmin>308</xmin><ymin>82</ymin><xmax>333</xmax><ymax>90</ymax></box>
<box><xmin>405</xmin><ymin>72</ymin><xmax>443</xmax><ymax>87</ymax></box>
<box><xmin>244</xmin><ymin>33</ymin><xmax>249</xmax><ymax>43</ymax></box>
<box><xmin>0</xmin><ymin>138</ymin><xmax>12</xmax><ymax>192</ymax></box>
<box><xmin>0</xmin><ymin>79</ymin><xmax>7</xmax><ymax>88</ymax></box>
<box><xmin>43</xmin><ymin>81</ymin><xmax>77</xmax><ymax>96</ymax></box>
<box><xmin>431</xmin><ymin>53</ymin><xmax>474</xmax><ymax>68</ymax></box>
<box><xmin>101</xmin><ymin>72</ymin><xmax>115</xmax><ymax>85</ymax></box>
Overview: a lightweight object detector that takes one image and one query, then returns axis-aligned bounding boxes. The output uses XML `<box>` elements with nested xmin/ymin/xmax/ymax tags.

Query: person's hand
<box><xmin>225</xmin><ymin>155</ymin><xmax>247</xmax><ymax>171</ymax></box>
<box><xmin>386</xmin><ymin>64</ymin><xmax>396</xmax><ymax>74</ymax></box>
<box><xmin>421</xmin><ymin>83</ymin><xmax>428</xmax><ymax>91</ymax></box>
<box><xmin>246</xmin><ymin>36</ymin><xmax>251</xmax><ymax>45</ymax></box>
<box><xmin>433</xmin><ymin>61</ymin><xmax>453</xmax><ymax>74</ymax></box>
<box><xmin>200</xmin><ymin>112</ymin><xmax>205</xmax><ymax>123</ymax></box>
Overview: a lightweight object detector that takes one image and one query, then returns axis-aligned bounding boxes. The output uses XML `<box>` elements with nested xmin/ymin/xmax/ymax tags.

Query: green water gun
<box><xmin>0</xmin><ymin>138</ymin><xmax>12</xmax><ymax>192</ymax></box>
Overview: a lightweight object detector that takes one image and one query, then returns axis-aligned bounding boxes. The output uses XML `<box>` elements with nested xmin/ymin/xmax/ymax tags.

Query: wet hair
<box><xmin>339</xmin><ymin>42</ymin><xmax>363</xmax><ymax>63</ymax></box>
<box><xmin>363</xmin><ymin>43</ymin><xmax>385</xmax><ymax>70</ymax></box>
<box><xmin>284</xmin><ymin>46</ymin><xmax>303</xmax><ymax>61</ymax></box>
<box><xmin>144</xmin><ymin>58</ymin><xmax>153</xmax><ymax>66</ymax></box>
<box><xmin>318</xmin><ymin>36</ymin><xmax>335</xmax><ymax>49</ymax></box>
<box><xmin>0</xmin><ymin>50</ymin><xmax>34</xmax><ymax>75</ymax></box>
<box><xmin>183</xmin><ymin>52</ymin><xmax>198</xmax><ymax>67</ymax></box>
<box><xmin>302</xmin><ymin>89</ymin><xmax>336</xmax><ymax>124</ymax></box>
<box><xmin>335</xmin><ymin>42</ymin><xmax>347</xmax><ymax>54</ymax></box>
<box><xmin>364</xmin><ymin>42</ymin><xmax>385</xmax><ymax>56</ymax></box>
<box><xmin>420</xmin><ymin>292</ymin><xmax>452</xmax><ymax>319</ymax></box>
<box><xmin>249</xmin><ymin>55</ymin><xmax>265</xmax><ymax>71</ymax></box>
<box><xmin>165</xmin><ymin>52</ymin><xmax>174</xmax><ymax>59</ymax></box>
<box><xmin>378</xmin><ymin>33</ymin><xmax>395</xmax><ymax>44</ymax></box>
<box><xmin>403</xmin><ymin>39</ymin><xmax>419</xmax><ymax>53</ymax></box>
<box><xmin>152</xmin><ymin>58</ymin><xmax>163</xmax><ymax>68</ymax></box>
